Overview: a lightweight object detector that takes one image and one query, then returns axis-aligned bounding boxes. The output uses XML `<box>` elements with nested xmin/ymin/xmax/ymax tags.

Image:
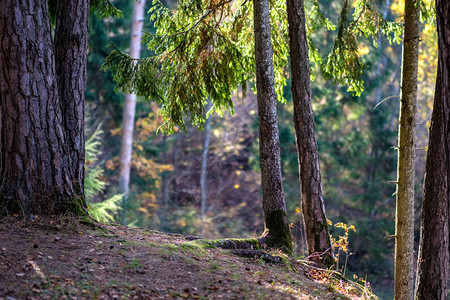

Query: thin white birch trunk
<box><xmin>200</xmin><ymin>112</ymin><xmax>212</xmax><ymax>236</ymax></box>
<box><xmin>119</xmin><ymin>0</ymin><xmax>146</xmax><ymax>225</ymax></box>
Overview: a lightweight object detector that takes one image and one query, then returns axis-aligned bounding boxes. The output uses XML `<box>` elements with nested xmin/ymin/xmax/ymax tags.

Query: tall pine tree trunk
<box><xmin>286</xmin><ymin>0</ymin><xmax>334</xmax><ymax>267</ymax></box>
<box><xmin>414</xmin><ymin>0</ymin><xmax>450</xmax><ymax>298</ymax></box>
<box><xmin>0</xmin><ymin>0</ymin><xmax>88</xmax><ymax>215</ymax></box>
<box><xmin>395</xmin><ymin>0</ymin><xmax>420</xmax><ymax>298</ymax></box>
<box><xmin>54</xmin><ymin>0</ymin><xmax>90</xmax><ymax>199</ymax></box>
<box><xmin>119</xmin><ymin>0</ymin><xmax>146</xmax><ymax>224</ymax></box>
<box><xmin>253</xmin><ymin>0</ymin><xmax>293</xmax><ymax>255</ymax></box>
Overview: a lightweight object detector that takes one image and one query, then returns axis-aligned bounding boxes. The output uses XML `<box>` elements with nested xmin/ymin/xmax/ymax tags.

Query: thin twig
<box><xmin>304</xmin><ymin>247</ymin><xmax>332</xmax><ymax>260</ymax></box>
<box><xmin>373</xmin><ymin>95</ymin><xmax>400</xmax><ymax>110</ymax></box>
<box><xmin>160</xmin><ymin>0</ymin><xmax>233</xmax><ymax>42</ymax></box>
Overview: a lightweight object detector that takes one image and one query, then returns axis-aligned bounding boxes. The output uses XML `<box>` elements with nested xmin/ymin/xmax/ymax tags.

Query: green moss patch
<box><xmin>262</xmin><ymin>210</ymin><xmax>293</xmax><ymax>255</ymax></box>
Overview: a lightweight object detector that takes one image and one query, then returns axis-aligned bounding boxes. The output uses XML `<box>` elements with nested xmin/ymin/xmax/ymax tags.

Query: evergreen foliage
<box><xmin>103</xmin><ymin>0</ymin><xmax>290</xmax><ymax>133</ymax></box>
<box><xmin>85</xmin><ymin>125</ymin><xmax>122</xmax><ymax>223</ymax></box>
<box><xmin>87</xmin><ymin>14</ymin><xmax>124</xmax><ymax>113</ymax></box>
<box><xmin>90</xmin><ymin>0</ymin><xmax>123</xmax><ymax>18</ymax></box>
<box><xmin>103</xmin><ymin>0</ymin><xmax>404</xmax><ymax>131</ymax></box>
<box><xmin>321</xmin><ymin>0</ymin><xmax>402</xmax><ymax>95</ymax></box>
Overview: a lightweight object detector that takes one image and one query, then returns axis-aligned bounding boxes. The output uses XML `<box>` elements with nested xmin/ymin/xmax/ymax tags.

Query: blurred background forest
<box><xmin>84</xmin><ymin>0</ymin><xmax>437</xmax><ymax>298</ymax></box>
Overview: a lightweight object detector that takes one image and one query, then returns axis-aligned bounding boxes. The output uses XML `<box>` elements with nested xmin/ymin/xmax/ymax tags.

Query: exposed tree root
<box><xmin>199</xmin><ymin>238</ymin><xmax>283</xmax><ymax>264</ymax></box>
<box><xmin>208</xmin><ymin>239</ymin><xmax>259</xmax><ymax>250</ymax></box>
<box><xmin>231</xmin><ymin>249</ymin><xmax>283</xmax><ymax>264</ymax></box>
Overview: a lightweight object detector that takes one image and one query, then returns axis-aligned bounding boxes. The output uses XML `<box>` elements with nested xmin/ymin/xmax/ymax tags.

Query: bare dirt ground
<box><xmin>0</xmin><ymin>216</ymin><xmax>376</xmax><ymax>299</ymax></box>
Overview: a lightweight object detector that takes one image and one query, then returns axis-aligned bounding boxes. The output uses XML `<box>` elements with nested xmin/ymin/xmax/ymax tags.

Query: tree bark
<box><xmin>54</xmin><ymin>0</ymin><xmax>89</xmax><ymax>200</ymax></box>
<box><xmin>286</xmin><ymin>0</ymin><xmax>335</xmax><ymax>267</ymax></box>
<box><xmin>414</xmin><ymin>0</ymin><xmax>450</xmax><ymax>298</ymax></box>
<box><xmin>0</xmin><ymin>0</ymin><xmax>87</xmax><ymax>215</ymax></box>
<box><xmin>253</xmin><ymin>0</ymin><xmax>293</xmax><ymax>255</ymax></box>
<box><xmin>395</xmin><ymin>0</ymin><xmax>420</xmax><ymax>298</ymax></box>
<box><xmin>200</xmin><ymin>111</ymin><xmax>212</xmax><ymax>236</ymax></box>
<box><xmin>119</xmin><ymin>0</ymin><xmax>146</xmax><ymax>225</ymax></box>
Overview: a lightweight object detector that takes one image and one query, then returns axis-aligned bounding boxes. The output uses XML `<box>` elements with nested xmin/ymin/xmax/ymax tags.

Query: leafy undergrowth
<box><xmin>0</xmin><ymin>216</ymin><xmax>377</xmax><ymax>299</ymax></box>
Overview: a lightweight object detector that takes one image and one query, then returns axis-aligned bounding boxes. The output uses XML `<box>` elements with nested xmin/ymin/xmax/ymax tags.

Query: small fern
<box><xmin>88</xmin><ymin>194</ymin><xmax>122</xmax><ymax>223</ymax></box>
<box><xmin>85</xmin><ymin>124</ymin><xmax>122</xmax><ymax>222</ymax></box>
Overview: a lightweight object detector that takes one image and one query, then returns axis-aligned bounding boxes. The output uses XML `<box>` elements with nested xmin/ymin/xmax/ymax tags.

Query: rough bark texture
<box><xmin>119</xmin><ymin>0</ymin><xmax>146</xmax><ymax>221</ymax></box>
<box><xmin>286</xmin><ymin>0</ymin><xmax>335</xmax><ymax>267</ymax></box>
<box><xmin>414</xmin><ymin>0</ymin><xmax>450</xmax><ymax>298</ymax></box>
<box><xmin>54</xmin><ymin>0</ymin><xmax>89</xmax><ymax>198</ymax></box>
<box><xmin>395</xmin><ymin>0</ymin><xmax>419</xmax><ymax>298</ymax></box>
<box><xmin>253</xmin><ymin>0</ymin><xmax>292</xmax><ymax>255</ymax></box>
<box><xmin>0</xmin><ymin>0</ymin><xmax>86</xmax><ymax>215</ymax></box>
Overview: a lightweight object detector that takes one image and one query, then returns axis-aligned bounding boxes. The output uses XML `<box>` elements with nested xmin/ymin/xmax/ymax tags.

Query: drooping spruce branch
<box><xmin>305</xmin><ymin>0</ymin><xmax>335</xmax><ymax>69</ymax></box>
<box><xmin>350</xmin><ymin>0</ymin><xmax>403</xmax><ymax>46</ymax></box>
<box><xmin>103</xmin><ymin>0</ymin><xmax>289</xmax><ymax>133</ymax></box>
<box><xmin>103</xmin><ymin>0</ymin><xmax>404</xmax><ymax>128</ymax></box>
<box><xmin>90</xmin><ymin>0</ymin><xmax>123</xmax><ymax>18</ymax></box>
<box><xmin>47</xmin><ymin>0</ymin><xmax>122</xmax><ymax>26</ymax></box>
<box><xmin>321</xmin><ymin>0</ymin><xmax>403</xmax><ymax>96</ymax></box>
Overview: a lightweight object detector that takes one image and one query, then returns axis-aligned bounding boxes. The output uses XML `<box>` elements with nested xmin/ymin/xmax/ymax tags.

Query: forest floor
<box><xmin>0</xmin><ymin>216</ymin><xmax>377</xmax><ymax>300</ymax></box>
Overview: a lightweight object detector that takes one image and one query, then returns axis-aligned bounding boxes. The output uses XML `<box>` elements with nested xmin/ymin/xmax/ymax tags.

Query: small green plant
<box><xmin>85</xmin><ymin>124</ymin><xmax>122</xmax><ymax>223</ymax></box>
<box><xmin>180</xmin><ymin>243</ymin><xmax>208</xmax><ymax>257</ymax></box>
<box><xmin>158</xmin><ymin>244</ymin><xmax>179</xmax><ymax>259</ymax></box>
<box><xmin>210</xmin><ymin>262</ymin><xmax>223</xmax><ymax>270</ymax></box>
<box><xmin>125</xmin><ymin>259</ymin><xmax>143</xmax><ymax>269</ymax></box>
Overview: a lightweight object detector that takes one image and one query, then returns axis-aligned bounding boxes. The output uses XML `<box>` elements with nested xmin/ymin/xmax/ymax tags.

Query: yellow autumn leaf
<box><xmin>357</xmin><ymin>46</ymin><xmax>370</xmax><ymax>56</ymax></box>
<box><xmin>110</xmin><ymin>127</ymin><xmax>121</xmax><ymax>136</ymax></box>
<box><xmin>138</xmin><ymin>207</ymin><xmax>148</xmax><ymax>213</ymax></box>
<box><xmin>105</xmin><ymin>159</ymin><xmax>115</xmax><ymax>170</ymax></box>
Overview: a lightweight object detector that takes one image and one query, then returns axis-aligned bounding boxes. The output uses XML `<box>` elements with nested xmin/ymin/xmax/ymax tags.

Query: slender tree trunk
<box><xmin>253</xmin><ymin>0</ymin><xmax>293</xmax><ymax>255</ymax></box>
<box><xmin>54</xmin><ymin>0</ymin><xmax>90</xmax><ymax>200</ymax></box>
<box><xmin>119</xmin><ymin>0</ymin><xmax>146</xmax><ymax>225</ymax></box>
<box><xmin>286</xmin><ymin>0</ymin><xmax>334</xmax><ymax>267</ymax></box>
<box><xmin>414</xmin><ymin>0</ymin><xmax>450</xmax><ymax>298</ymax></box>
<box><xmin>200</xmin><ymin>113</ymin><xmax>212</xmax><ymax>236</ymax></box>
<box><xmin>0</xmin><ymin>0</ymin><xmax>88</xmax><ymax>215</ymax></box>
<box><xmin>159</xmin><ymin>135</ymin><xmax>169</xmax><ymax>228</ymax></box>
<box><xmin>395</xmin><ymin>0</ymin><xmax>420</xmax><ymax>298</ymax></box>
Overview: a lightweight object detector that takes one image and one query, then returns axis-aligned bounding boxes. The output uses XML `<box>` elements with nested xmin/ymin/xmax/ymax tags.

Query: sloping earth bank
<box><xmin>0</xmin><ymin>216</ymin><xmax>376</xmax><ymax>299</ymax></box>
